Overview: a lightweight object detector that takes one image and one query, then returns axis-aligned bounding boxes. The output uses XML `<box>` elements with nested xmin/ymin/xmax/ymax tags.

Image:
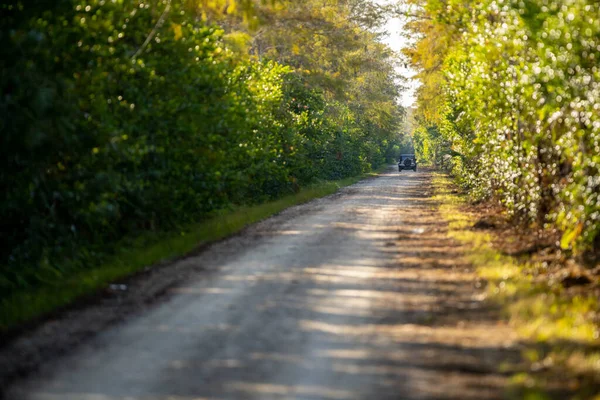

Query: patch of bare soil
<box><xmin>461</xmin><ymin>198</ymin><xmax>600</xmax><ymax>398</ymax></box>
<box><xmin>374</xmin><ymin>176</ymin><xmax>522</xmax><ymax>398</ymax></box>
<box><xmin>465</xmin><ymin>201</ymin><xmax>600</xmax><ymax>296</ymax></box>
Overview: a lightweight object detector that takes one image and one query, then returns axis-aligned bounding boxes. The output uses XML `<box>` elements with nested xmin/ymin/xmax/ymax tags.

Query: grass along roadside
<box><xmin>432</xmin><ymin>172</ymin><xmax>600</xmax><ymax>400</ymax></box>
<box><xmin>0</xmin><ymin>169</ymin><xmax>383</xmax><ymax>333</ymax></box>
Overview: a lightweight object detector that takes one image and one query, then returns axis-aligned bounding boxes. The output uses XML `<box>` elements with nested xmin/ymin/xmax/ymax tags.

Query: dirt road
<box><xmin>5</xmin><ymin>168</ymin><xmax>517</xmax><ymax>400</ymax></box>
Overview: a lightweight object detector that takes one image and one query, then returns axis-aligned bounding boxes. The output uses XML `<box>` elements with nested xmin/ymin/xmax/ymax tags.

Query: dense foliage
<box><xmin>0</xmin><ymin>0</ymin><xmax>404</xmax><ymax>294</ymax></box>
<box><xmin>405</xmin><ymin>0</ymin><xmax>600</xmax><ymax>254</ymax></box>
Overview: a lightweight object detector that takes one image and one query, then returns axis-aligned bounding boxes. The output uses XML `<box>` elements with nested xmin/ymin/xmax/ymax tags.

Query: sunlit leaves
<box><xmin>0</xmin><ymin>0</ymin><xmax>403</xmax><ymax>293</ymax></box>
<box><xmin>406</xmin><ymin>0</ymin><xmax>600</xmax><ymax>253</ymax></box>
<box><xmin>171</xmin><ymin>22</ymin><xmax>183</xmax><ymax>40</ymax></box>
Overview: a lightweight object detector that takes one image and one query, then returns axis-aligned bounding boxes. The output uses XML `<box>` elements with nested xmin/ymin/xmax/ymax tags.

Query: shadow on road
<box><xmin>5</xmin><ymin>169</ymin><xmax>521</xmax><ymax>400</ymax></box>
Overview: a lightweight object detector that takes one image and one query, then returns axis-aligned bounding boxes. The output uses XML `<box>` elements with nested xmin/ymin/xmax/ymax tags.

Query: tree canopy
<box><xmin>0</xmin><ymin>0</ymin><xmax>405</xmax><ymax>295</ymax></box>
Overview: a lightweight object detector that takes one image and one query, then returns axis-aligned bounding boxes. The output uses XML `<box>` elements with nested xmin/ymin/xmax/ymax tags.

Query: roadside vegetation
<box><xmin>433</xmin><ymin>173</ymin><xmax>599</xmax><ymax>400</ymax></box>
<box><xmin>404</xmin><ymin>0</ymin><xmax>600</xmax><ymax>397</ymax></box>
<box><xmin>0</xmin><ymin>0</ymin><xmax>405</xmax><ymax>331</ymax></box>
<box><xmin>405</xmin><ymin>0</ymin><xmax>600</xmax><ymax>257</ymax></box>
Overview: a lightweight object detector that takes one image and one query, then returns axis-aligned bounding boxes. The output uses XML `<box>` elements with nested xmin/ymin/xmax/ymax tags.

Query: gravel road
<box><xmin>4</xmin><ymin>167</ymin><xmax>518</xmax><ymax>400</ymax></box>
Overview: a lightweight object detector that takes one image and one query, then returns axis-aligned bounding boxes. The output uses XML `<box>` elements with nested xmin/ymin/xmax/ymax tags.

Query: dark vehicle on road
<box><xmin>398</xmin><ymin>154</ymin><xmax>417</xmax><ymax>172</ymax></box>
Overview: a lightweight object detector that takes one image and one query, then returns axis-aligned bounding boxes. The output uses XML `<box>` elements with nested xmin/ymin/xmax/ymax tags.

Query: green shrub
<box><xmin>409</xmin><ymin>0</ymin><xmax>600</xmax><ymax>254</ymax></box>
<box><xmin>0</xmin><ymin>0</ymin><xmax>403</xmax><ymax>297</ymax></box>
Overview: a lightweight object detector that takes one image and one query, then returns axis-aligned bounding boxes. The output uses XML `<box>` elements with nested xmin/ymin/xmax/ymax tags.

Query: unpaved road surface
<box><xmin>4</xmin><ymin>168</ymin><xmax>518</xmax><ymax>400</ymax></box>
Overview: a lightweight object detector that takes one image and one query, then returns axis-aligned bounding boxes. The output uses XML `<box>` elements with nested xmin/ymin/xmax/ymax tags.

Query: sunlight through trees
<box><xmin>403</xmin><ymin>0</ymin><xmax>600</xmax><ymax>254</ymax></box>
<box><xmin>0</xmin><ymin>0</ymin><xmax>405</xmax><ymax>295</ymax></box>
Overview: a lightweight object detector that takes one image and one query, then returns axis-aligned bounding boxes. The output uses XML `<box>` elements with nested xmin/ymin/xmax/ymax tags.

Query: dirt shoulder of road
<box><xmin>432</xmin><ymin>172</ymin><xmax>600</xmax><ymax>399</ymax></box>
